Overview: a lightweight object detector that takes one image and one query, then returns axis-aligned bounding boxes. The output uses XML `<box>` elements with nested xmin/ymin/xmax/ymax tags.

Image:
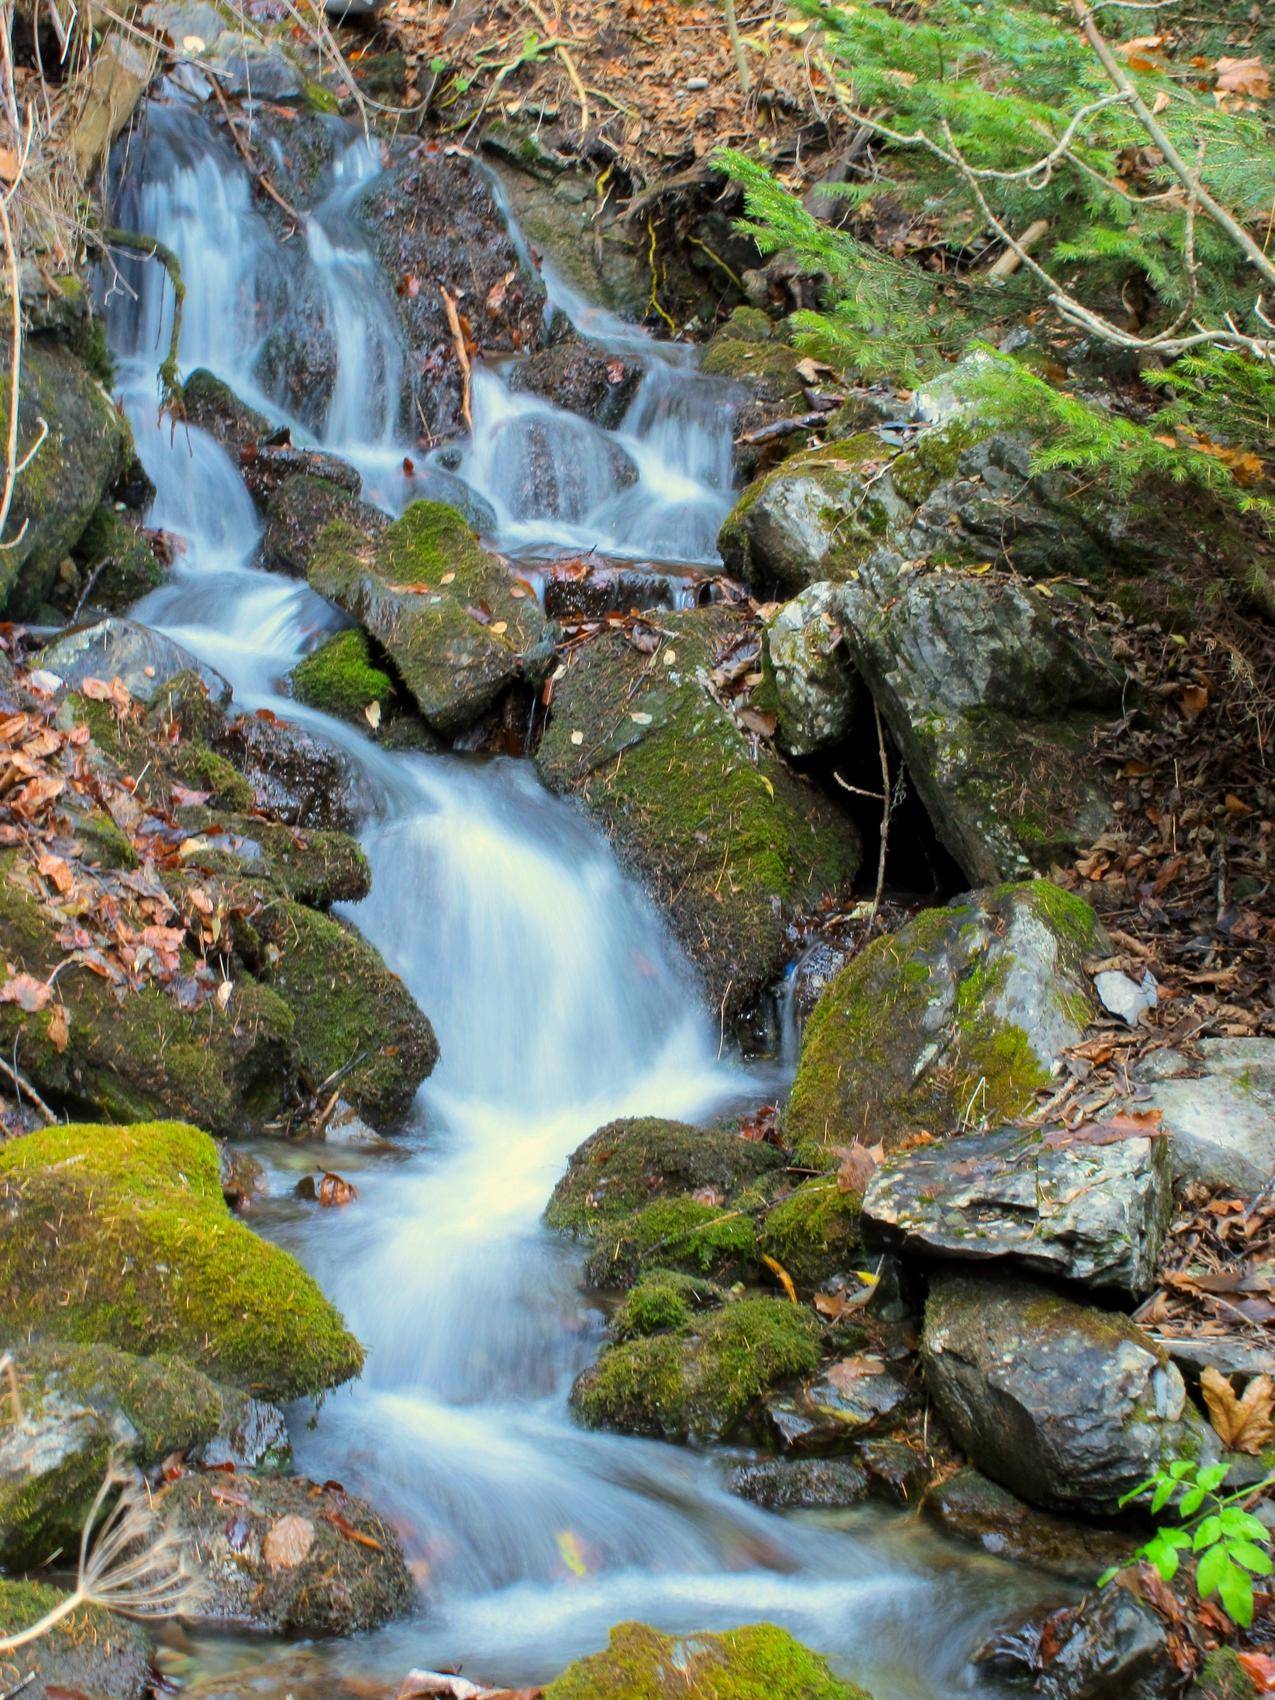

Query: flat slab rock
<box><xmin>764</xmin><ymin>1354</ymin><xmax>911</xmax><ymax>1453</ymax></box>
<box><xmin>1136</xmin><ymin>1036</ymin><xmax>1275</xmax><ymax>1194</ymax></box>
<box><xmin>862</xmin><ymin>1123</ymin><xmax>1172</xmax><ymax>1295</ymax></box>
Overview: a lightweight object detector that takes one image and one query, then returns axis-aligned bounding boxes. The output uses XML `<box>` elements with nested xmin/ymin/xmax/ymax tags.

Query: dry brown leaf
<box><xmin>262</xmin><ymin>1513</ymin><xmax>315</xmax><ymax>1570</ymax></box>
<box><xmin>835</xmin><ymin>1141</ymin><xmax>883</xmax><ymax>1192</ymax></box>
<box><xmin>1200</xmin><ymin>1365</ymin><xmax>1275</xmax><ymax>1453</ymax></box>
<box><xmin>1215</xmin><ymin>54</ymin><xmax>1270</xmax><ymax>108</ymax></box>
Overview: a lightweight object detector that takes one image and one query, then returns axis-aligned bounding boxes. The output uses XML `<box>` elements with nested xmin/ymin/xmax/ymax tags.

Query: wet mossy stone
<box><xmin>71</xmin><ymin>505</ymin><xmax>166</xmax><ymax>610</ymax></box>
<box><xmin>717</xmin><ymin>436</ymin><xmax>911</xmax><ymax>600</ymax></box>
<box><xmin>181</xmin><ymin>366</ymin><xmax>271</xmax><ymax>451</ymax></box>
<box><xmin>161</xmin><ymin>1471</ymin><xmax>412</xmax><ymax>1636</ymax></box>
<box><xmin>290</xmin><ymin>627</ymin><xmax>394</xmax><ymax>724</ymax></box>
<box><xmin>584</xmin><ymin>1195</ymin><xmax>760</xmax><ymax>1290</ymax></box>
<box><xmin>535</xmin><ymin>605</ymin><xmax>861</xmax><ymax>1019</ymax></box>
<box><xmin>570</xmin><ymin>1295</ymin><xmax>822</xmax><ymax>1442</ymax></box>
<box><xmin>0</xmin><ymin>1121</ymin><xmax>363</xmax><ymax>1401</ymax></box>
<box><xmin>308</xmin><ymin>500</ymin><xmax>553</xmax><ymax>738</ymax></box>
<box><xmin>0</xmin><ymin>336</ymin><xmax>132</xmax><ymax>617</ymax></box>
<box><xmin>545</xmin><ymin>1116</ymin><xmax>783</xmax><ymax>1239</ymax></box>
<box><xmin>610</xmin><ymin>1270</ymin><xmax>727</xmax><ymax>1341</ymax></box>
<box><xmin>758</xmin><ymin>1176</ymin><xmax>864</xmax><ymax>1295</ymax></box>
<box><xmin>1190</xmin><ymin>1649</ymin><xmax>1263</xmax><ymax>1700</ymax></box>
<box><xmin>0</xmin><ymin>850</ymin><xmax>296</xmax><ymax>1136</ymax></box>
<box><xmin>232</xmin><ymin>886</ymin><xmax>438</xmax><ymax>1127</ymax></box>
<box><xmin>544</xmin><ymin>1621</ymin><xmax>870</xmax><ymax>1700</ymax></box>
<box><xmin>260</xmin><ymin>473</ymin><xmax>386</xmax><ymax>579</ymax></box>
<box><xmin>0</xmin><ymin>1579</ymin><xmax>153</xmax><ymax>1700</ymax></box>
<box><xmin>173</xmin><ymin>809</ymin><xmax>370</xmax><ymax>907</ymax></box>
<box><xmin>783</xmin><ymin>881</ymin><xmax>1105</xmax><ymax>1159</ymax></box>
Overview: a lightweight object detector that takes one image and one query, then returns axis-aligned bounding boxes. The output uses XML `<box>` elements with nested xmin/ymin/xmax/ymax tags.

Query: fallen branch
<box><xmin>96</xmin><ymin>227</ymin><xmax>186</xmax><ymax>409</ymax></box>
<box><xmin>987</xmin><ymin>216</ymin><xmax>1050</xmax><ymax>279</ymax></box>
<box><xmin>207</xmin><ymin>73</ymin><xmax>302</xmax><ymax>227</ymax></box>
<box><xmin>438</xmin><ymin>284</ymin><xmax>472</xmax><ymax>430</ymax></box>
<box><xmin>0</xmin><ymin>1051</ymin><xmax>56</xmax><ymax>1124</ymax></box>
<box><xmin>723</xmin><ymin>0</ymin><xmax>752</xmax><ymax>97</ymax></box>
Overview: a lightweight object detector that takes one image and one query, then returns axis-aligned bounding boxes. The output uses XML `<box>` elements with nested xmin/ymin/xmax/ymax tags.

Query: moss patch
<box><xmin>71</xmin><ymin>505</ymin><xmax>166</xmax><ymax>610</ymax></box>
<box><xmin>611</xmin><ymin>1270</ymin><xmax>726</xmax><ymax>1341</ymax></box>
<box><xmin>291</xmin><ymin>628</ymin><xmax>394</xmax><ymax>723</ymax></box>
<box><xmin>0</xmin><ymin>1121</ymin><xmax>363</xmax><ymax>1400</ymax></box>
<box><xmin>584</xmin><ymin>1195</ymin><xmax>759</xmax><ymax>1289</ymax></box>
<box><xmin>545</xmin><ymin>1621</ymin><xmax>869</xmax><ymax>1700</ymax></box>
<box><xmin>759</xmin><ymin>1177</ymin><xmax>864</xmax><ymax>1294</ymax></box>
<box><xmin>0</xmin><ymin>1580</ymin><xmax>152</xmax><ymax>1699</ymax></box>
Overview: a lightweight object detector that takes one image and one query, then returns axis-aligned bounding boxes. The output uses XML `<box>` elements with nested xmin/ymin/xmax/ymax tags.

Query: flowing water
<box><xmin>103</xmin><ymin>93</ymin><xmax>1058</xmax><ymax>1697</ymax></box>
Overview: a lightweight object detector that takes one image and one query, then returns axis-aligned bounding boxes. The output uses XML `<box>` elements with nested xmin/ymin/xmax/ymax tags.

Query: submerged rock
<box><xmin>922</xmin><ymin>1272</ymin><xmax>1213</xmax><ymax>1516</ymax></box>
<box><xmin>535</xmin><ymin>604</ymin><xmax>861</xmax><ymax>1018</ymax></box>
<box><xmin>571</xmin><ymin>1296</ymin><xmax>822</xmax><ymax>1442</ymax></box>
<box><xmin>0</xmin><ymin>1578</ymin><xmax>152</xmax><ymax>1699</ymax></box>
<box><xmin>728</xmin><ymin>1456</ymin><xmax>872</xmax><ymax>1511</ymax></box>
<box><xmin>783</xmin><ymin>881</ymin><xmax>1105</xmax><ymax>1161</ymax></box>
<box><xmin>308</xmin><ymin>500</ymin><xmax>553</xmax><ymax>738</ymax></box>
<box><xmin>973</xmin><ymin>1586</ymin><xmax>1177</xmax><ymax>1700</ymax></box>
<box><xmin>162</xmin><ymin>1470</ymin><xmax>412</xmax><ymax>1635</ymax></box>
<box><xmin>0</xmin><ymin>1121</ymin><xmax>363</xmax><ymax>1401</ymax></box>
<box><xmin>862</xmin><ymin>1122</ymin><xmax>1171</xmax><ymax>1295</ymax></box>
<box><xmin>486</xmin><ymin>411</ymin><xmax>638</xmax><ymax>523</ymax></box>
<box><xmin>924</xmin><ymin>1468</ymin><xmax>1130</xmax><ymax>1584</ymax></box>
<box><xmin>1137</xmin><ymin>1036</ymin><xmax>1275</xmax><ymax>1193</ymax></box>
<box><xmin>543</xmin><ymin>1620</ymin><xmax>870</xmax><ymax>1700</ymax></box>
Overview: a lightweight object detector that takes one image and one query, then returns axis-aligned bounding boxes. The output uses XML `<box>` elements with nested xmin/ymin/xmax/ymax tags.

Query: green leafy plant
<box><xmin>1101</xmin><ymin>1458</ymin><xmax>1275</xmax><ymax>1629</ymax></box>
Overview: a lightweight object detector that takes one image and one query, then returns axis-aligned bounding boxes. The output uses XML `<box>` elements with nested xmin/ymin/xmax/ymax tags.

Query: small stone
<box><xmin>1094</xmin><ymin>967</ymin><xmax>1158</xmax><ymax>1026</ymax></box>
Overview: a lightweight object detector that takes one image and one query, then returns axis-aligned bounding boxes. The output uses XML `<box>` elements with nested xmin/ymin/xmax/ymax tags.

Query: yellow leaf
<box><xmin>1201</xmin><ymin>1366</ymin><xmax>1275</xmax><ymax>1454</ymax></box>
<box><xmin>555</xmin><ymin>1529</ymin><xmax>588</xmax><ymax>1577</ymax></box>
<box><xmin>761</xmin><ymin>1253</ymin><xmax>798</xmax><ymax>1304</ymax></box>
<box><xmin>364</xmin><ymin>700</ymin><xmax>382</xmax><ymax>730</ymax></box>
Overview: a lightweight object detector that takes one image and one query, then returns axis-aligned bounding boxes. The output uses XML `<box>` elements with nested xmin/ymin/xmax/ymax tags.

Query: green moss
<box><xmin>890</xmin><ymin>418</ymin><xmax>981</xmax><ymax>506</ymax></box>
<box><xmin>1192</xmin><ymin>1648</ymin><xmax>1261</xmax><ymax>1700</ymax></box>
<box><xmin>71</xmin><ymin>505</ymin><xmax>165</xmax><ymax>610</ymax></box>
<box><xmin>0</xmin><ymin>1579</ymin><xmax>152</xmax><ymax>1698</ymax></box>
<box><xmin>572</xmin><ymin>1297</ymin><xmax>823</xmax><ymax>1442</ymax></box>
<box><xmin>0</xmin><ymin>1407</ymin><xmax>112</xmax><ymax>1571</ymax></box>
<box><xmin>174</xmin><ymin>810</ymin><xmax>370</xmax><ymax>907</ymax></box>
<box><xmin>759</xmin><ymin>1177</ymin><xmax>863</xmax><ymax>1294</ymax></box>
<box><xmin>0</xmin><ymin>1121</ymin><xmax>363</xmax><ymax>1400</ymax></box>
<box><xmin>545</xmin><ymin>1621</ymin><xmax>868</xmax><ymax>1700</ymax></box>
<box><xmin>611</xmin><ymin>1270</ymin><xmax>724</xmax><ymax>1341</ymax></box>
<box><xmin>15</xmin><ymin>1339</ymin><xmax>228</xmax><ymax>1459</ymax></box>
<box><xmin>291</xmin><ymin>628</ymin><xmax>393</xmax><ymax>722</ymax></box>
<box><xmin>585</xmin><ymin>1195</ymin><xmax>759</xmax><ymax>1288</ymax></box>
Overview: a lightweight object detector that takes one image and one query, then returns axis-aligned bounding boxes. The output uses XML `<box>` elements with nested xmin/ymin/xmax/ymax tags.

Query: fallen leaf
<box><xmin>262</xmin><ymin>1514</ymin><xmax>315</xmax><ymax>1570</ymax></box>
<box><xmin>1042</xmin><ymin>1109</ymin><xmax>1164</xmax><ymax>1148</ymax></box>
<box><xmin>1237</xmin><ymin>1653</ymin><xmax>1275</xmax><ymax>1693</ymax></box>
<box><xmin>318</xmin><ymin>1171</ymin><xmax>359</xmax><ymax>1207</ymax></box>
<box><xmin>555</xmin><ymin>1528</ymin><xmax>588</xmax><ymax>1577</ymax></box>
<box><xmin>1215</xmin><ymin>54</ymin><xmax>1270</xmax><ymax>108</ymax></box>
<box><xmin>47</xmin><ymin>1004</ymin><xmax>69</xmax><ymax>1053</ymax></box>
<box><xmin>36</xmin><ymin>850</ymin><xmax>74</xmax><ymax>893</ymax></box>
<box><xmin>0</xmin><ymin>972</ymin><xmax>52</xmax><ymax>1012</ymax></box>
<box><xmin>1200</xmin><ymin>1366</ymin><xmax>1274</xmax><ymax>1453</ymax></box>
<box><xmin>761</xmin><ymin>1252</ymin><xmax>798</xmax><ymax>1304</ymax></box>
<box><xmin>737</xmin><ymin>707</ymin><xmax>778</xmax><ymax>738</ymax></box>
<box><xmin>835</xmin><ymin>1141</ymin><xmax>883</xmax><ymax>1193</ymax></box>
<box><xmin>364</xmin><ymin>700</ymin><xmax>383</xmax><ymax>730</ymax></box>
<box><xmin>323</xmin><ymin>1508</ymin><xmax>383</xmax><ymax>1550</ymax></box>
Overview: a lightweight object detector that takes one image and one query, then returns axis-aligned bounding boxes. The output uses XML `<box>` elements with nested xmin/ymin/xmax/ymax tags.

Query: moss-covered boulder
<box><xmin>584</xmin><ymin>1195</ymin><xmax>760</xmax><ymax>1290</ymax></box>
<box><xmin>545</xmin><ymin>1116</ymin><xmax>783</xmax><ymax>1238</ymax></box>
<box><xmin>260</xmin><ymin>472</ymin><xmax>385</xmax><ymax>579</ymax></box>
<box><xmin>308</xmin><ymin>501</ymin><xmax>553</xmax><ymax>738</ymax></box>
<box><xmin>0</xmin><ymin>1121</ymin><xmax>363</xmax><ymax>1400</ymax></box>
<box><xmin>544</xmin><ymin>1620</ymin><xmax>870</xmax><ymax>1700</ymax></box>
<box><xmin>289</xmin><ymin>627</ymin><xmax>395</xmax><ymax>724</ymax></box>
<box><xmin>571</xmin><ymin>1296</ymin><xmax>821</xmax><ymax>1441</ymax></box>
<box><xmin>161</xmin><ymin>1470</ymin><xmax>412</xmax><ymax>1635</ymax></box>
<box><xmin>783</xmin><ymin>881</ymin><xmax>1106</xmax><ymax>1160</ymax></box>
<box><xmin>535</xmin><ymin>605</ymin><xmax>860</xmax><ymax>1018</ymax></box>
<box><xmin>173</xmin><ymin>810</ymin><xmax>370</xmax><ymax>908</ymax></box>
<box><xmin>758</xmin><ymin>1176</ymin><xmax>864</xmax><ymax>1294</ymax></box>
<box><xmin>0</xmin><ymin>337</ymin><xmax>132</xmax><ymax>616</ymax></box>
<box><xmin>718</xmin><ymin>437</ymin><xmax>911</xmax><ymax>600</ymax></box>
<box><xmin>70</xmin><ymin>505</ymin><xmax>167</xmax><ymax>611</ymax></box>
<box><xmin>0</xmin><ymin>1580</ymin><xmax>152</xmax><ymax>1700</ymax></box>
<box><xmin>610</xmin><ymin>1270</ymin><xmax>726</xmax><ymax>1341</ymax></box>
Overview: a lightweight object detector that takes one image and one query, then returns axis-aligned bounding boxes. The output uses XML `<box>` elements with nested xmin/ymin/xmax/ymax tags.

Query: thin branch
<box><xmin>0</xmin><ymin>1051</ymin><xmax>56</xmax><ymax>1123</ymax></box>
<box><xmin>94</xmin><ymin>228</ymin><xmax>185</xmax><ymax>408</ymax></box>
<box><xmin>724</xmin><ymin>0</ymin><xmax>753</xmax><ymax>97</ymax></box>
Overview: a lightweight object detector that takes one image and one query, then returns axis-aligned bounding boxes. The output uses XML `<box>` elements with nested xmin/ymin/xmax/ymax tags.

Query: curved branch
<box><xmin>95</xmin><ymin>227</ymin><xmax>185</xmax><ymax>410</ymax></box>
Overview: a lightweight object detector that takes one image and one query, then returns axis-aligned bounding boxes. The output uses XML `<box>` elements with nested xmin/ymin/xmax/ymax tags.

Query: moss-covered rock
<box><xmin>173</xmin><ymin>809</ymin><xmax>370</xmax><ymax>907</ymax></box>
<box><xmin>260</xmin><ymin>473</ymin><xmax>385</xmax><ymax>579</ymax></box>
<box><xmin>161</xmin><ymin>1471</ymin><xmax>412</xmax><ymax>1635</ymax></box>
<box><xmin>308</xmin><ymin>501</ymin><xmax>553</xmax><ymax>738</ymax></box>
<box><xmin>783</xmin><ymin>881</ymin><xmax>1106</xmax><ymax>1159</ymax></box>
<box><xmin>584</xmin><ymin>1195</ymin><xmax>760</xmax><ymax>1289</ymax></box>
<box><xmin>0</xmin><ymin>1579</ymin><xmax>152</xmax><ymax>1700</ymax></box>
<box><xmin>535</xmin><ymin>605</ymin><xmax>860</xmax><ymax>1018</ymax></box>
<box><xmin>290</xmin><ymin>627</ymin><xmax>394</xmax><ymax>723</ymax></box>
<box><xmin>0</xmin><ymin>337</ymin><xmax>132</xmax><ymax>616</ymax></box>
<box><xmin>571</xmin><ymin>1296</ymin><xmax>821</xmax><ymax>1441</ymax></box>
<box><xmin>0</xmin><ymin>1121</ymin><xmax>363</xmax><ymax>1400</ymax></box>
<box><xmin>1189</xmin><ymin>1649</ymin><xmax>1263</xmax><ymax>1700</ymax></box>
<box><xmin>759</xmin><ymin>1177</ymin><xmax>863</xmax><ymax>1294</ymax></box>
<box><xmin>545</xmin><ymin>1116</ymin><xmax>783</xmax><ymax>1238</ymax></box>
<box><xmin>71</xmin><ymin>505</ymin><xmax>167</xmax><ymax>610</ymax></box>
<box><xmin>610</xmin><ymin>1270</ymin><xmax>726</xmax><ymax>1341</ymax></box>
<box><xmin>544</xmin><ymin>1620</ymin><xmax>870</xmax><ymax>1700</ymax></box>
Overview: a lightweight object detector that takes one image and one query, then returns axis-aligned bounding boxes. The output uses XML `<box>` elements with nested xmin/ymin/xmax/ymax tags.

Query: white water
<box><xmin>104</xmin><ymin>94</ymin><xmax>1048</xmax><ymax>1697</ymax></box>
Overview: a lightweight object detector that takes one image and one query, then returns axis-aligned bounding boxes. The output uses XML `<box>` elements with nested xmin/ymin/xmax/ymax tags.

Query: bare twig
<box><xmin>94</xmin><ymin>228</ymin><xmax>185</xmax><ymax>408</ymax></box>
<box><xmin>0</xmin><ymin>1051</ymin><xmax>56</xmax><ymax>1123</ymax></box>
<box><xmin>724</xmin><ymin>0</ymin><xmax>753</xmax><ymax>97</ymax></box>
<box><xmin>438</xmin><ymin>284</ymin><xmax>472</xmax><ymax>430</ymax></box>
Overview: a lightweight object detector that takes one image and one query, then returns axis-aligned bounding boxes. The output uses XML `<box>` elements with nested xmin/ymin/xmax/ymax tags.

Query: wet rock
<box><xmin>763</xmin><ymin>583</ymin><xmax>858</xmax><ymax>757</ymax></box>
<box><xmin>239</xmin><ymin>442</ymin><xmax>363</xmax><ymax>512</ymax></box>
<box><xmin>0</xmin><ymin>1579</ymin><xmax>152</xmax><ymax>1700</ymax></box>
<box><xmin>0</xmin><ymin>1381</ymin><xmax>113</xmax><ymax>1570</ymax></box>
<box><xmin>194</xmin><ymin>1390</ymin><xmax>291</xmax><ymax>1472</ymax></box>
<box><xmin>727</xmin><ymin>1455</ymin><xmax>872</xmax><ymax>1511</ymax></box>
<box><xmin>973</xmin><ymin>1586</ymin><xmax>1177</xmax><ymax>1700</ymax></box>
<box><xmin>405</xmin><ymin>463</ymin><xmax>497</xmax><ymax>536</ymax></box>
<box><xmin>358</xmin><ymin>146</ymin><xmax>547</xmax><ymax>441</ymax></box>
<box><xmin>308</xmin><ymin>501</ymin><xmax>553</xmax><ymax>738</ymax></box>
<box><xmin>37</xmin><ymin>616</ymin><xmax>232</xmax><ymax>707</ymax></box>
<box><xmin>487</xmin><ymin>411</ymin><xmax>639</xmax><ymax>524</ymax></box>
<box><xmin>862</xmin><ymin>1122</ymin><xmax>1171</xmax><ymax>1295</ymax></box>
<box><xmin>259</xmin><ymin>472</ymin><xmax>386</xmax><ymax>579</ymax></box>
<box><xmin>508</xmin><ymin>334</ymin><xmax>643</xmax><ymax>428</ymax></box>
<box><xmin>571</xmin><ymin>1296</ymin><xmax>822</xmax><ymax>1443</ymax></box>
<box><xmin>718</xmin><ymin>435</ymin><xmax>911</xmax><ymax>600</ymax></box>
<box><xmin>172</xmin><ymin>809</ymin><xmax>370</xmax><ymax>906</ymax></box>
<box><xmin>181</xmin><ymin>366</ymin><xmax>270</xmax><ymax>450</ymax></box>
<box><xmin>535</xmin><ymin>604</ymin><xmax>861</xmax><ymax>1019</ymax></box>
<box><xmin>543</xmin><ymin>560</ymin><xmax>694</xmax><ymax>621</ymax></box>
<box><xmin>783</xmin><ymin>881</ymin><xmax>1105</xmax><ymax>1162</ymax></box>
<box><xmin>702</xmin><ymin>312</ymin><xmax>818</xmax><ymax>479</ymax></box>
<box><xmin>543</xmin><ymin>1620</ymin><xmax>870</xmax><ymax>1700</ymax></box>
<box><xmin>289</xmin><ymin>627</ymin><xmax>395</xmax><ymax>726</ymax></box>
<box><xmin>251</xmin><ymin>301</ymin><xmax>342</xmax><ymax>436</ymax></box>
<box><xmin>833</xmin><ymin>553</ymin><xmax>1125</xmax><ymax>882</ymax></box>
<box><xmin>71</xmin><ymin>505</ymin><xmax>168</xmax><ymax>611</ymax></box>
<box><xmin>583</xmin><ymin>1196</ymin><xmax>760</xmax><ymax>1290</ymax></box>
<box><xmin>204</xmin><ymin>32</ymin><xmax>303</xmax><ymax>99</ymax></box>
<box><xmin>924</xmin><ymin>1468</ymin><xmax>1130</xmax><ymax>1584</ymax></box>
<box><xmin>922</xmin><ymin>1272</ymin><xmax>1214</xmax><ymax>1516</ymax></box>
<box><xmin>0</xmin><ymin>336</ymin><xmax>133</xmax><ymax>617</ymax></box>
<box><xmin>758</xmin><ymin>1175</ymin><xmax>864</xmax><ymax>1294</ymax></box>
<box><xmin>179</xmin><ymin>368</ymin><xmax>362</xmax><ymax>512</ymax></box>
<box><xmin>0</xmin><ymin>1121</ymin><xmax>363</xmax><ymax>1401</ymax></box>
<box><xmin>545</xmin><ymin>1115</ymin><xmax>783</xmax><ymax>1238</ymax></box>
<box><xmin>764</xmin><ymin>1355</ymin><xmax>912</xmax><ymax>1453</ymax></box>
<box><xmin>1137</xmin><ymin>1037</ymin><xmax>1275</xmax><ymax>1193</ymax></box>
<box><xmin>162</xmin><ymin>1471</ymin><xmax>412</xmax><ymax>1635</ymax></box>
<box><xmin>215</xmin><ymin>710</ymin><xmax>362</xmax><ymax>831</ymax></box>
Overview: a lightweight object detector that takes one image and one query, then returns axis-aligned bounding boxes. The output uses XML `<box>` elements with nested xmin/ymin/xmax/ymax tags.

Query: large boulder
<box><xmin>0</xmin><ymin>337</ymin><xmax>132</xmax><ymax>617</ymax></box>
<box><xmin>1137</xmin><ymin>1037</ymin><xmax>1275</xmax><ymax>1193</ymax></box>
<box><xmin>571</xmin><ymin>1296</ymin><xmax>821</xmax><ymax>1442</ymax></box>
<box><xmin>508</xmin><ymin>333</ymin><xmax>643</xmax><ymax>428</ymax></box>
<box><xmin>862</xmin><ymin>1121</ymin><xmax>1171</xmax><ymax>1295</ymax></box>
<box><xmin>543</xmin><ymin>1621</ymin><xmax>870</xmax><ymax>1700</ymax></box>
<box><xmin>161</xmin><ymin>1470</ymin><xmax>412</xmax><ymax>1635</ymax></box>
<box><xmin>922</xmin><ymin>1272</ymin><xmax>1213</xmax><ymax>1516</ymax></box>
<box><xmin>308</xmin><ymin>501</ymin><xmax>553</xmax><ymax>738</ymax></box>
<box><xmin>783</xmin><ymin>881</ymin><xmax>1106</xmax><ymax>1161</ymax></box>
<box><xmin>535</xmin><ymin>605</ymin><xmax>861</xmax><ymax>1017</ymax></box>
<box><xmin>0</xmin><ymin>1579</ymin><xmax>152</xmax><ymax>1699</ymax></box>
<box><xmin>0</xmin><ymin>1121</ymin><xmax>363</xmax><ymax>1401</ymax></box>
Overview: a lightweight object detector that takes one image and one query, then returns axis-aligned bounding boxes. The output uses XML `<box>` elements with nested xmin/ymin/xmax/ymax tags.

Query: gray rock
<box><xmin>764</xmin><ymin>1355</ymin><xmax>912</xmax><ymax>1453</ymax></box>
<box><xmin>0</xmin><ymin>1388</ymin><xmax>114</xmax><ymax>1570</ymax></box>
<box><xmin>0</xmin><ymin>1578</ymin><xmax>153</xmax><ymax>1699</ymax></box>
<box><xmin>38</xmin><ymin>616</ymin><xmax>233</xmax><ymax>706</ymax></box>
<box><xmin>204</xmin><ymin>33</ymin><xmax>303</xmax><ymax>99</ymax></box>
<box><xmin>862</xmin><ymin>1123</ymin><xmax>1172</xmax><ymax>1294</ymax></box>
<box><xmin>728</xmin><ymin>1456</ymin><xmax>871</xmax><ymax>1510</ymax></box>
<box><xmin>764</xmin><ymin>583</ymin><xmax>858</xmax><ymax>757</ymax></box>
<box><xmin>1094</xmin><ymin>968</ymin><xmax>1158</xmax><ymax>1027</ymax></box>
<box><xmin>923</xmin><ymin>1272</ymin><xmax>1215</xmax><ymax>1516</ymax></box>
<box><xmin>508</xmin><ymin>335</ymin><xmax>643</xmax><ymax>429</ymax></box>
<box><xmin>974</xmin><ymin>1587</ymin><xmax>1177</xmax><ymax>1700</ymax></box>
<box><xmin>1138</xmin><ymin>1037</ymin><xmax>1275</xmax><ymax>1193</ymax></box>
<box><xmin>487</xmin><ymin>412</ymin><xmax>639</xmax><ymax>524</ymax></box>
<box><xmin>215</xmin><ymin>711</ymin><xmax>363</xmax><ymax>831</ymax></box>
<box><xmin>193</xmin><ymin>1393</ymin><xmax>291</xmax><ymax>1472</ymax></box>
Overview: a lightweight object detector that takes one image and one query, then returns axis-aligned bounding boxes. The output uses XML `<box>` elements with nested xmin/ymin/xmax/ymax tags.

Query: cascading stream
<box><xmin>104</xmin><ymin>92</ymin><xmax>1044</xmax><ymax>1697</ymax></box>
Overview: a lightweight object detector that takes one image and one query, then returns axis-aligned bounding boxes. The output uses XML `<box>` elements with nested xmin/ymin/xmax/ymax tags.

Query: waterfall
<box><xmin>104</xmin><ymin>89</ymin><xmax>1036</xmax><ymax>1698</ymax></box>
